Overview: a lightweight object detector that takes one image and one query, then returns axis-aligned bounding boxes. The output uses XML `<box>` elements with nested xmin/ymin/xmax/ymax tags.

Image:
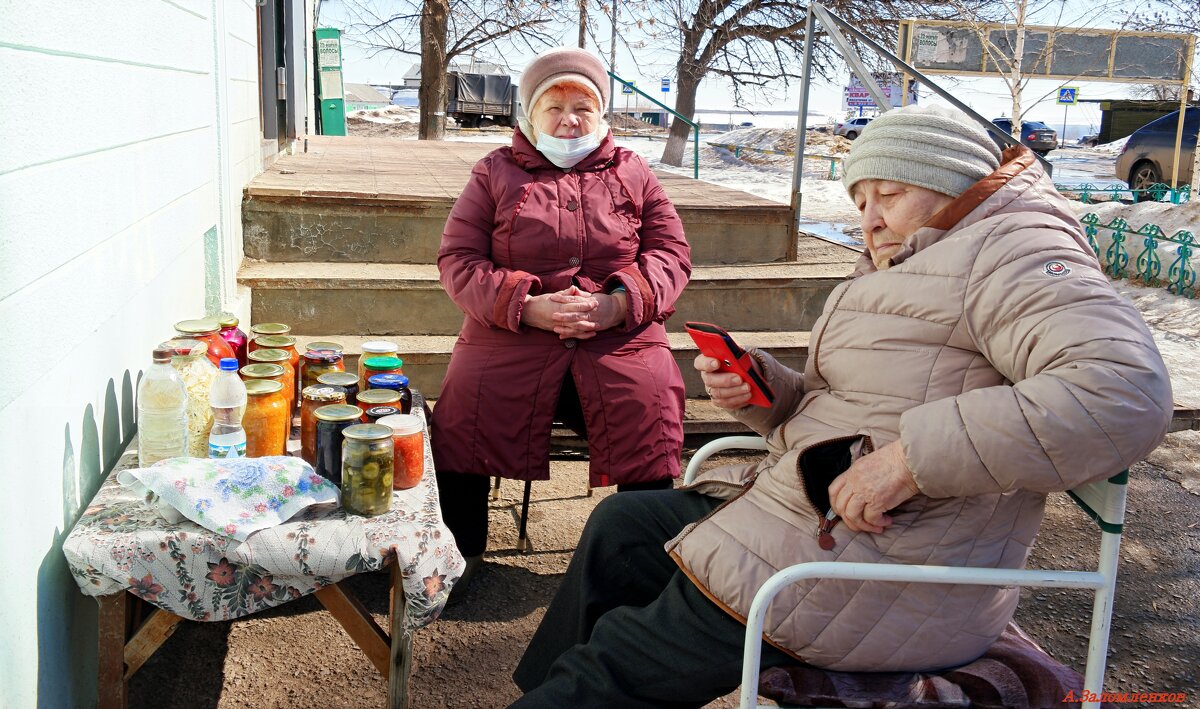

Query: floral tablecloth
<box><xmin>62</xmin><ymin>409</ymin><xmax>464</xmax><ymax>632</ymax></box>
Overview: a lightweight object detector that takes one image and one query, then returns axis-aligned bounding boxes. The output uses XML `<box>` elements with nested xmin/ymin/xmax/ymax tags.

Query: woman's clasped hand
<box><xmin>522</xmin><ymin>285</ymin><xmax>627</xmax><ymax>339</ymax></box>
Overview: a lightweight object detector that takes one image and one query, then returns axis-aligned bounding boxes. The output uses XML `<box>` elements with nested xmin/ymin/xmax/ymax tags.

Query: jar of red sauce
<box><xmin>361</xmin><ymin>356</ymin><xmax>404</xmax><ymax>386</ymax></box>
<box><xmin>378</xmin><ymin>414</ymin><xmax>424</xmax><ymax>489</ymax></box>
<box><xmin>247</xmin><ymin>348</ymin><xmax>296</xmax><ymax>414</ymax></box>
<box><xmin>244</xmin><ymin>380</ymin><xmax>289</xmax><ymax>457</ymax></box>
<box><xmin>358</xmin><ymin>341</ymin><xmax>399</xmax><ymax>389</ymax></box>
<box><xmin>300</xmin><ymin>385</ymin><xmax>346</xmax><ymax>465</ymax></box>
<box><xmin>217</xmin><ymin>314</ymin><xmax>248</xmax><ymax>367</ymax></box>
<box><xmin>174</xmin><ymin>319</ymin><xmax>236</xmax><ymax>367</ymax></box>
<box><xmin>253</xmin><ymin>335</ymin><xmax>299</xmax><ymax>399</ymax></box>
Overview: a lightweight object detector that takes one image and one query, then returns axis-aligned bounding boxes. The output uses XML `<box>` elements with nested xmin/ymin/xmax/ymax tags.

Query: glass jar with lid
<box><xmin>377</xmin><ymin>414</ymin><xmax>424</xmax><ymax>490</ymax></box>
<box><xmin>305</xmin><ymin>340</ymin><xmax>345</xmax><ymax>356</ymax></box>
<box><xmin>341</xmin><ymin>423</ymin><xmax>394</xmax><ymax>516</ymax></box>
<box><xmin>300</xmin><ymin>386</ymin><xmax>346</xmax><ymax>464</ymax></box>
<box><xmin>367</xmin><ymin>374</ymin><xmax>413</xmax><ymax>414</ymax></box>
<box><xmin>317</xmin><ymin>371</ymin><xmax>360</xmax><ymax>406</ymax></box>
<box><xmin>174</xmin><ymin>319</ymin><xmax>236</xmax><ymax>367</ymax></box>
<box><xmin>300</xmin><ymin>349</ymin><xmax>345</xmax><ymax>393</ymax></box>
<box><xmin>361</xmin><ymin>356</ymin><xmax>404</xmax><ymax>387</ymax></box>
<box><xmin>314</xmin><ymin>404</ymin><xmax>364</xmax><ymax>485</ymax></box>
<box><xmin>160</xmin><ymin>338</ymin><xmax>217</xmax><ymax>458</ymax></box>
<box><xmin>253</xmin><ymin>335</ymin><xmax>299</xmax><ymax>396</ymax></box>
<box><xmin>243</xmin><ymin>380</ymin><xmax>289</xmax><ymax>457</ymax></box>
<box><xmin>217</xmin><ymin>314</ymin><xmax>249</xmax><ymax>367</ymax></box>
<box><xmin>355</xmin><ymin>388</ymin><xmax>401</xmax><ymax>419</ymax></box>
<box><xmin>248</xmin><ymin>322</ymin><xmax>290</xmax><ymax>347</ymax></box>
<box><xmin>363</xmin><ymin>405</ymin><xmax>401</xmax><ymax>423</ymax></box>
<box><xmin>248</xmin><ymin>348</ymin><xmax>296</xmax><ymax>413</ymax></box>
<box><xmin>358</xmin><ymin>340</ymin><xmax>399</xmax><ymax>389</ymax></box>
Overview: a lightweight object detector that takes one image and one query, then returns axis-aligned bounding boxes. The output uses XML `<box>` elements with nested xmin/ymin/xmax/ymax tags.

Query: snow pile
<box><xmin>704</xmin><ymin>127</ymin><xmax>852</xmax><ymax>157</ymax></box>
<box><xmin>348</xmin><ymin>106</ymin><xmax>419</xmax><ymax>124</ymax></box>
<box><xmin>1093</xmin><ymin>135</ymin><xmax>1129</xmax><ymax>154</ymax></box>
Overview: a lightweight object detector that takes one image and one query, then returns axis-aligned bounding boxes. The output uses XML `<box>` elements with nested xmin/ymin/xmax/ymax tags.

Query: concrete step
<box><xmin>291</xmin><ymin>331</ymin><xmax>809</xmax><ymax>399</ymax></box>
<box><xmin>239</xmin><ymin>261</ymin><xmax>846</xmax><ymax>336</ymax></box>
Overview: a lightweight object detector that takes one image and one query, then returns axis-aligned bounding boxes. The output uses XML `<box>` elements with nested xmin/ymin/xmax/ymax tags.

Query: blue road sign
<box><xmin>1057</xmin><ymin>87</ymin><xmax>1078</xmax><ymax>105</ymax></box>
<box><xmin>622</xmin><ymin>80</ymin><xmax>635</xmax><ymax>94</ymax></box>
<box><xmin>661</xmin><ymin>78</ymin><xmax>670</xmax><ymax>92</ymax></box>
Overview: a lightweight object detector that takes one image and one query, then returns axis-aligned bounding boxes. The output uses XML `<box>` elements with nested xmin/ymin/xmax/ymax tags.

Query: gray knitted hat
<box><xmin>842</xmin><ymin>104</ymin><xmax>1002</xmax><ymax>198</ymax></box>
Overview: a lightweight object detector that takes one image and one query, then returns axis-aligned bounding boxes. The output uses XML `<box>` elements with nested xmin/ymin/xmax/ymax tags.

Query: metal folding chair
<box><xmin>684</xmin><ymin>436</ymin><xmax>1127</xmax><ymax>709</ymax></box>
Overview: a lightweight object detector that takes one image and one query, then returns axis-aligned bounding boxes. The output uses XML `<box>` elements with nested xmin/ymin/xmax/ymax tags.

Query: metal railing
<box><xmin>1081</xmin><ymin>213</ymin><xmax>1197</xmax><ymax>297</ymax></box>
<box><xmin>607</xmin><ymin>72</ymin><xmax>699</xmax><ymax>179</ymax></box>
<box><xmin>1056</xmin><ymin>183</ymin><xmax>1192</xmax><ymax>205</ymax></box>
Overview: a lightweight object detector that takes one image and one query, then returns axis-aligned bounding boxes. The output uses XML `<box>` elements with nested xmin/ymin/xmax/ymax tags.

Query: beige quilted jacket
<box><xmin>667</xmin><ymin>147</ymin><xmax>1173</xmax><ymax>671</ymax></box>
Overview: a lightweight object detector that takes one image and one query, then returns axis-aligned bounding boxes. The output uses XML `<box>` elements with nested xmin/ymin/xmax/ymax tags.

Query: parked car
<box><xmin>1077</xmin><ymin>134</ymin><xmax>1100</xmax><ymax>148</ymax></box>
<box><xmin>834</xmin><ymin>116</ymin><xmax>873</xmax><ymax>140</ymax></box>
<box><xmin>1114</xmin><ymin>107</ymin><xmax>1199</xmax><ymax>200</ymax></box>
<box><xmin>991</xmin><ymin>118</ymin><xmax>1058</xmax><ymax>156</ymax></box>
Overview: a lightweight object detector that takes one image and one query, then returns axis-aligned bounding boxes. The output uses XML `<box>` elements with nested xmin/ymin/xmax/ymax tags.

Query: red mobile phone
<box><xmin>684</xmin><ymin>322</ymin><xmax>775</xmax><ymax>407</ymax></box>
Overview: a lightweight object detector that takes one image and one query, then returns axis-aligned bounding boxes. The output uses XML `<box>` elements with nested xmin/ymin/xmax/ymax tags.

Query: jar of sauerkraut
<box><xmin>160</xmin><ymin>338</ymin><xmax>217</xmax><ymax>458</ymax></box>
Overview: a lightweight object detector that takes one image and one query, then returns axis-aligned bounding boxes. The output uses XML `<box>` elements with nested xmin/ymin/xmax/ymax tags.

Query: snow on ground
<box><xmin>348</xmin><ymin>106</ymin><xmax>419</xmax><ymax>124</ymax></box>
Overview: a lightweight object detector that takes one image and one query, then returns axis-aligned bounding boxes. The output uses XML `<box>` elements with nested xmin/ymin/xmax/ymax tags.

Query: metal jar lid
<box><xmin>245</xmin><ymin>379</ymin><xmax>284</xmax><ymax>396</ymax></box>
<box><xmin>241</xmin><ymin>363</ymin><xmax>286</xmax><ymax>379</ymax></box>
<box><xmin>254</xmin><ymin>335</ymin><xmax>297</xmax><ymax>349</ymax></box>
<box><xmin>305</xmin><ymin>340</ymin><xmax>345</xmax><ymax>353</ymax></box>
<box><xmin>314</xmin><ymin>404</ymin><xmax>365</xmax><ymax>422</ymax></box>
<box><xmin>248</xmin><ymin>348</ymin><xmax>290</xmax><ymax>363</ymax></box>
<box><xmin>250</xmin><ymin>322</ymin><xmax>291</xmax><ymax>335</ymax></box>
<box><xmin>302</xmin><ymin>385</ymin><xmax>345</xmax><ymax>402</ymax></box>
<box><xmin>343</xmin><ymin>423</ymin><xmax>394</xmax><ymax>441</ymax></box>
<box><xmin>356</xmin><ymin>389</ymin><xmax>402</xmax><ymax>406</ymax></box>
<box><xmin>217</xmin><ymin>313</ymin><xmax>239</xmax><ymax>328</ymax></box>
<box><xmin>175</xmin><ymin>318</ymin><xmax>221</xmax><ymax>335</ymax></box>
<box><xmin>303</xmin><ymin>348</ymin><xmax>342</xmax><ymax>363</ymax></box>
<box><xmin>159</xmin><ymin>338</ymin><xmax>209</xmax><ymax>358</ymax></box>
<box><xmin>318</xmin><ymin>372</ymin><xmax>359</xmax><ymax>387</ymax></box>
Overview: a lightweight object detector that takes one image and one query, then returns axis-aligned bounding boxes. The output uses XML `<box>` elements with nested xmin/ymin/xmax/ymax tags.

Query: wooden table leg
<box><xmin>315</xmin><ymin>581</ymin><xmax>392</xmax><ymax>678</ymax></box>
<box><xmin>97</xmin><ymin>593</ymin><xmax>128</xmax><ymax>709</ymax></box>
<box><xmin>388</xmin><ymin>563</ymin><xmax>413</xmax><ymax>709</ymax></box>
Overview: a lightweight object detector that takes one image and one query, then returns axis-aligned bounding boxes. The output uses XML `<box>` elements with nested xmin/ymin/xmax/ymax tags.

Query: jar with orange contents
<box><xmin>378</xmin><ymin>414</ymin><xmax>425</xmax><ymax>489</ymax></box>
<box><xmin>174</xmin><ymin>319</ymin><xmax>237</xmax><ymax>367</ymax></box>
<box><xmin>300</xmin><ymin>385</ymin><xmax>346</xmax><ymax>464</ymax></box>
<box><xmin>248</xmin><ymin>323</ymin><xmax>290</xmax><ymax>353</ymax></box>
<box><xmin>243</xmin><ymin>380</ymin><xmax>289</xmax><ymax>457</ymax></box>
<box><xmin>247</xmin><ymin>348</ymin><xmax>296</xmax><ymax>413</ymax></box>
<box><xmin>355</xmin><ymin>388</ymin><xmax>401</xmax><ymax>420</ymax></box>
<box><xmin>253</xmin><ymin>335</ymin><xmax>299</xmax><ymax>398</ymax></box>
<box><xmin>358</xmin><ymin>341</ymin><xmax>399</xmax><ymax>389</ymax></box>
<box><xmin>361</xmin><ymin>356</ymin><xmax>404</xmax><ymax>386</ymax></box>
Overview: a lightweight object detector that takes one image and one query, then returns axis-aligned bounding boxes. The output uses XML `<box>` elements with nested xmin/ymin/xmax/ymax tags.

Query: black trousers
<box><xmin>436</xmin><ymin>375</ymin><xmax>672</xmax><ymax>557</ymax></box>
<box><xmin>510</xmin><ymin>490</ymin><xmax>794</xmax><ymax>708</ymax></box>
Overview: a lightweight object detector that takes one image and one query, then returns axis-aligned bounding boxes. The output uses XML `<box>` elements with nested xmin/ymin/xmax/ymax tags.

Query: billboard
<box><xmin>842</xmin><ymin>73</ymin><xmax>918</xmax><ymax>110</ymax></box>
<box><xmin>899</xmin><ymin>20</ymin><xmax>1194</xmax><ymax>84</ymax></box>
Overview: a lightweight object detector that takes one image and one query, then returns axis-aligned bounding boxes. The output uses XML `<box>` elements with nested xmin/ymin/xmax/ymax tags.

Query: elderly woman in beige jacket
<box><xmin>510</xmin><ymin>104</ymin><xmax>1174</xmax><ymax>709</ymax></box>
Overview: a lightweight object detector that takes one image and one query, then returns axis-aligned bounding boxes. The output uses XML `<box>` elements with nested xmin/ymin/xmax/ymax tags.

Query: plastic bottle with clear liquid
<box><xmin>137</xmin><ymin>347</ymin><xmax>190</xmax><ymax>467</ymax></box>
<box><xmin>208</xmin><ymin>358</ymin><xmax>248</xmax><ymax>458</ymax></box>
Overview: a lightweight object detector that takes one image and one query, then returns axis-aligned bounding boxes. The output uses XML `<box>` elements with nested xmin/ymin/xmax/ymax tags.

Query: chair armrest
<box><xmin>684</xmin><ymin>436</ymin><xmax>769</xmax><ymax>485</ymax></box>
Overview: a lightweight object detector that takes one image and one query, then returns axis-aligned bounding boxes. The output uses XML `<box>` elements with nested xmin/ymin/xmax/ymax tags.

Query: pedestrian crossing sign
<box><xmin>1057</xmin><ymin>87</ymin><xmax>1078</xmax><ymax>105</ymax></box>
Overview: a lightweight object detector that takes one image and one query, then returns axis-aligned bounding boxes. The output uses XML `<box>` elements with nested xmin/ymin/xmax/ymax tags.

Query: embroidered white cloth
<box><xmin>63</xmin><ymin>410</ymin><xmax>463</xmax><ymax>629</ymax></box>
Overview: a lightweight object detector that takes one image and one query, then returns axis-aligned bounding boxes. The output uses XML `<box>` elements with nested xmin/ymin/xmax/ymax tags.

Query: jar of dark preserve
<box><xmin>317</xmin><ymin>371</ymin><xmax>360</xmax><ymax>406</ymax></box>
<box><xmin>313</xmin><ymin>404</ymin><xmax>364</xmax><ymax>486</ymax></box>
<box><xmin>367</xmin><ymin>374</ymin><xmax>412</xmax><ymax>414</ymax></box>
<box><xmin>217</xmin><ymin>314</ymin><xmax>248</xmax><ymax>367</ymax></box>
<box><xmin>363</xmin><ymin>405</ymin><xmax>401</xmax><ymax>423</ymax></box>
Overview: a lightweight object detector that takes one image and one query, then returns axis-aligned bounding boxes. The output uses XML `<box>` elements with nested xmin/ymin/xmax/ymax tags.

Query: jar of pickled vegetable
<box><xmin>356</xmin><ymin>388</ymin><xmax>401</xmax><ymax>417</ymax></box>
<box><xmin>244</xmin><ymin>380</ymin><xmax>288</xmax><ymax>457</ymax></box>
<box><xmin>358</xmin><ymin>341</ymin><xmax>399</xmax><ymax>389</ymax></box>
<box><xmin>248</xmin><ymin>323</ymin><xmax>290</xmax><ymax>351</ymax></box>
<box><xmin>160</xmin><ymin>338</ymin><xmax>217</xmax><ymax>458</ymax></box>
<box><xmin>363</xmin><ymin>405</ymin><xmax>400</xmax><ymax>423</ymax></box>
<box><xmin>314</xmin><ymin>404</ymin><xmax>363</xmax><ymax>485</ymax></box>
<box><xmin>305</xmin><ymin>340</ymin><xmax>345</xmax><ymax>356</ymax></box>
<box><xmin>300</xmin><ymin>349</ymin><xmax>345</xmax><ymax>393</ymax></box>
<box><xmin>377</xmin><ymin>414</ymin><xmax>424</xmax><ymax>490</ymax></box>
<box><xmin>175</xmin><ymin>319</ymin><xmax>236</xmax><ymax>367</ymax></box>
<box><xmin>367</xmin><ymin>374</ymin><xmax>413</xmax><ymax>414</ymax></box>
<box><xmin>217</xmin><ymin>314</ymin><xmax>249</xmax><ymax>367</ymax></box>
<box><xmin>341</xmin><ymin>424</ymin><xmax>394</xmax><ymax>516</ymax></box>
<box><xmin>317</xmin><ymin>371</ymin><xmax>360</xmax><ymax>406</ymax></box>
<box><xmin>300</xmin><ymin>386</ymin><xmax>346</xmax><ymax>464</ymax></box>
<box><xmin>248</xmin><ymin>348</ymin><xmax>296</xmax><ymax>413</ymax></box>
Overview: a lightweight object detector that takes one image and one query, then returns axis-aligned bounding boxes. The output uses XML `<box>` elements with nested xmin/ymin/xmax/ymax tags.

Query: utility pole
<box><xmin>607</xmin><ymin>0</ymin><xmax>617</xmax><ymax>125</ymax></box>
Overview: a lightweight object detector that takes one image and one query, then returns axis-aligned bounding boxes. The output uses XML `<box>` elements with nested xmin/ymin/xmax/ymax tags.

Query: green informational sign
<box><xmin>315</xmin><ymin>27</ymin><xmax>346</xmax><ymax>136</ymax></box>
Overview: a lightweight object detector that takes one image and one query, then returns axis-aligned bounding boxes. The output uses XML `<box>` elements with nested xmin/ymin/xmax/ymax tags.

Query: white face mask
<box><xmin>536</xmin><ymin>130</ymin><xmax>601</xmax><ymax>169</ymax></box>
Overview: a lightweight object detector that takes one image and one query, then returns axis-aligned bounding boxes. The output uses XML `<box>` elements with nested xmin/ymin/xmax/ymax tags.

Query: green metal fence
<box><xmin>1056</xmin><ymin>182</ymin><xmax>1192</xmax><ymax>205</ymax></box>
<box><xmin>608</xmin><ymin>72</ymin><xmax>699</xmax><ymax>179</ymax></box>
<box><xmin>1081</xmin><ymin>213</ymin><xmax>1197</xmax><ymax>297</ymax></box>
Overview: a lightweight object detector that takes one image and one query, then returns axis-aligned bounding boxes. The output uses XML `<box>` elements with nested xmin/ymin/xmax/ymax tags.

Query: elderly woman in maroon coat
<box><xmin>432</xmin><ymin>47</ymin><xmax>692</xmax><ymax>584</ymax></box>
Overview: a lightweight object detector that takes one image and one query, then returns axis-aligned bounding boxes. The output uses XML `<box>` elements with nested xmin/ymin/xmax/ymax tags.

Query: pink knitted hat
<box><xmin>520</xmin><ymin>47</ymin><xmax>610</xmax><ymax>113</ymax></box>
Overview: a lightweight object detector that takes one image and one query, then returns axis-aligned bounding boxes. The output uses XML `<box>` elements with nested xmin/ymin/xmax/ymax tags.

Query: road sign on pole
<box><xmin>622</xmin><ymin>80</ymin><xmax>635</xmax><ymax>94</ymax></box>
<box><xmin>1057</xmin><ymin>87</ymin><xmax>1078</xmax><ymax>105</ymax></box>
<box><xmin>661</xmin><ymin>78</ymin><xmax>670</xmax><ymax>92</ymax></box>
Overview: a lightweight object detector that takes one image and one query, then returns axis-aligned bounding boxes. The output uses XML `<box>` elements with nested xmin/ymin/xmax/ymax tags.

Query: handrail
<box><xmin>1081</xmin><ymin>213</ymin><xmax>1197</xmax><ymax>297</ymax></box>
<box><xmin>607</xmin><ymin>71</ymin><xmax>700</xmax><ymax>179</ymax></box>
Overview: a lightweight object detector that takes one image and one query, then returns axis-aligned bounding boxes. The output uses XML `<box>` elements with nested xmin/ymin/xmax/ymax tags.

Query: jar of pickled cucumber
<box><xmin>341</xmin><ymin>424</ymin><xmax>394</xmax><ymax>517</ymax></box>
<box><xmin>314</xmin><ymin>404</ymin><xmax>363</xmax><ymax>485</ymax></box>
<box><xmin>317</xmin><ymin>371</ymin><xmax>360</xmax><ymax>406</ymax></box>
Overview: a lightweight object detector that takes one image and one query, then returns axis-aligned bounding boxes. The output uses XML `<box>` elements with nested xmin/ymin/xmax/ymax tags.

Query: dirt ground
<box><xmin>126</xmin><ymin>444</ymin><xmax>1200</xmax><ymax>709</ymax></box>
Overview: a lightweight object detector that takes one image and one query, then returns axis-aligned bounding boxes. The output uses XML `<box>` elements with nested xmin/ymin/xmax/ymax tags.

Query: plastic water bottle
<box><xmin>208</xmin><ymin>358</ymin><xmax>247</xmax><ymax>458</ymax></box>
<box><xmin>137</xmin><ymin>347</ymin><xmax>189</xmax><ymax>467</ymax></box>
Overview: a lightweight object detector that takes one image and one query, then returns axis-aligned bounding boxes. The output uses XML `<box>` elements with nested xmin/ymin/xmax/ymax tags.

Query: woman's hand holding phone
<box><xmin>686</xmin><ymin>322</ymin><xmax>775</xmax><ymax>408</ymax></box>
<box><xmin>695</xmin><ymin>355</ymin><xmax>754</xmax><ymax>409</ymax></box>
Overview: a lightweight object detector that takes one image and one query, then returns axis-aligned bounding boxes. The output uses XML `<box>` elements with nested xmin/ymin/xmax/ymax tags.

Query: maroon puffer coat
<box><xmin>431</xmin><ymin>130</ymin><xmax>691</xmax><ymax>485</ymax></box>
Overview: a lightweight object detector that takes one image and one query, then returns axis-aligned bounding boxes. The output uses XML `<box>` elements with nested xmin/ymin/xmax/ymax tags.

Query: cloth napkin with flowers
<box><xmin>119</xmin><ymin>456</ymin><xmax>340</xmax><ymax>542</ymax></box>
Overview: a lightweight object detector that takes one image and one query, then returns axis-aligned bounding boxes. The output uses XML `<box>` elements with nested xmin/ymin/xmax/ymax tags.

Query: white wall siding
<box><xmin>0</xmin><ymin>0</ymin><xmax>290</xmax><ymax>704</ymax></box>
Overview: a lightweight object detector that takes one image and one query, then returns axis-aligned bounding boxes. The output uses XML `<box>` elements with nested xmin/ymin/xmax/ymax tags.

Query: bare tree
<box><xmin>578</xmin><ymin>0</ymin><xmax>589</xmax><ymax>47</ymax></box>
<box><xmin>342</xmin><ymin>0</ymin><xmax>560</xmax><ymax>139</ymax></box>
<box><xmin>618</xmin><ymin>1</ymin><xmax>954</xmax><ymax>167</ymax></box>
<box><xmin>1133</xmin><ymin>82</ymin><xmax>1189</xmax><ymax>101</ymax></box>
